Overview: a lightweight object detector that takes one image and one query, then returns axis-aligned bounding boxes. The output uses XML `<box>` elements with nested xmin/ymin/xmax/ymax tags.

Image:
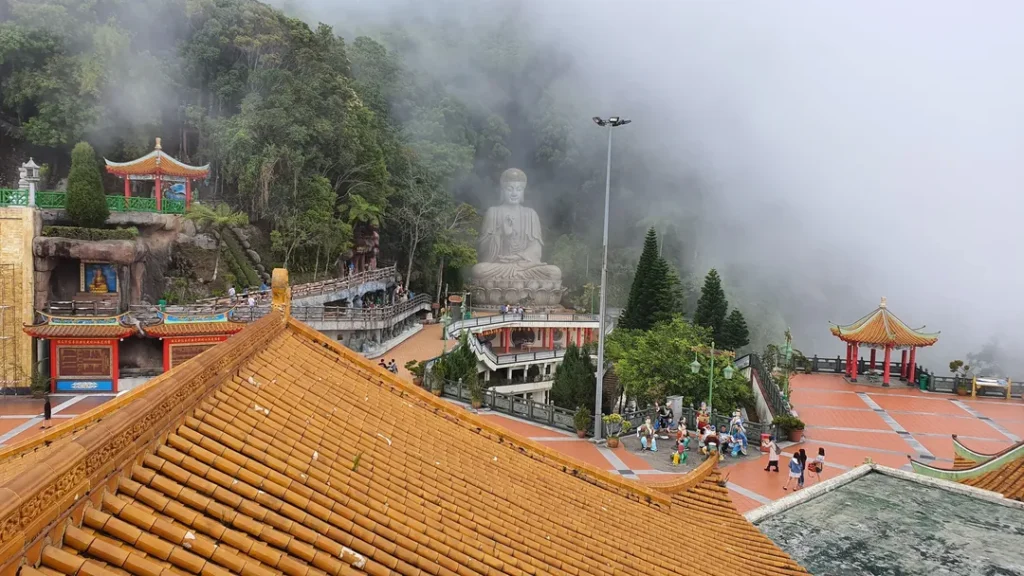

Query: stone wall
<box><xmin>0</xmin><ymin>207</ymin><xmax>38</xmax><ymax>387</ymax></box>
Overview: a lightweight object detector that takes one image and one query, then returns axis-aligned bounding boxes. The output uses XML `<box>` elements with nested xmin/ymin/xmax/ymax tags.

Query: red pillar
<box><xmin>900</xmin><ymin>349</ymin><xmax>908</xmax><ymax>380</ymax></box>
<box><xmin>185</xmin><ymin>179</ymin><xmax>192</xmax><ymax>209</ymax></box>
<box><xmin>845</xmin><ymin>343</ymin><xmax>852</xmax><ymax>377</ymax></box>
<box><xmin>908</xmin><ymin>347</ymin><xmax>917</xmax><ymax>383</ymax></box>
<box><xmin>577</xmin><ymin>327</ymin><xmax>582</xmax><ymax>347</ymax></box>
<box><xmin>882</xmin><ymin>345</ymin><xmax>892</xmax><ymax>386</ymax></box>
<box><xmin>124</xmin><ymin>177</ymin><xmax>131</xmax><ymax>199</ymax></box>
<box><xmin>162</xmin><ymin>339</ymin><xmax>170</xmax><ymax>373</ymax></box>
<box><xmin>49</xmin><ymin>340</ymin><xmax>58</xmax><ymax>393</ymax></box>
<box><xmin>504</xmin><ymin>327</ymin><xmax>510</xmax><ymax>353</ymax></box>
<box><xmin>112</xmin><ymin>339</ymin><xmax>120</xmax><ymax>393</ymax></box>
<box><xmin>548</xmin><ymin>328</ymin><xmax>554</xmax><ymax>350</ymax></box>
<box><xmin>155</xmin><ymin>177</ymin><xmax>162</xmax><ymax>211</ymax></box>
<box><xmin>850</xmin><ymin>343</ymin><xmax>859</xmax><ymax>382</ymax></box>
<box><xmin>870</xmin><ymin>348</ymin><xmax>876</xmax><ymax>371</ymax></box>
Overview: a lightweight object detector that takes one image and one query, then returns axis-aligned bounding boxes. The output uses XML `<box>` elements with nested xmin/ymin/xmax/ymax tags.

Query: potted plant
<box><xmin>406</xmin><ymin>360</ymin><xmax>425</xmax><ymax>387</ymax></box>
<box><xmin>468</xmin><ymin>379</ymin><xmax>483</xmax><ymax>409</ymax></box>
<box><xmin>772</xmin><ymin>414</ymin><xmax>806</xmax><ymax>442</ymax></box>
<box><xmin>602</xmin><ymin>414</ymin><xmax>632</xmax><ymax>448</ymax></box>
<box><xmin>573</xmin><ymin>406</ymin><xmax>592</xmax><ymax>438</ymax></box>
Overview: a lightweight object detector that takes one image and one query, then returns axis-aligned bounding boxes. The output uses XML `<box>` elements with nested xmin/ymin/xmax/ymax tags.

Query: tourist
<box><xmin>228</xmin><ymin>285</ymin><xmax>237</xmax><ymax>303</ymax></box>
<box><xmin>260</xmin><ymin>281</ymin><xmax>269</xmax><ymax>294</ymax></box>
<box><xmin>247</xmin><ymin>294</ymin><xmax>256</xmax><ymax>318</ymax></box>
<box><xmin>797</xmin><ymin>448</ymin><xmax>808</xmax><ymax>489</ymax></box>
<box><xmin>378</xmin><ymin>359</ymin><xmax>388</xmax><ymax>370</ymax></box>
<box><xmin>388</xmin><ymin>359</ymin><xmax>399</xmax><ymax>374</ymax></box>
<box><xmin>500</xmin><ymin>303</ymin><xmax>508</xmax><ymax>315</ymax></box>
<box><xmin>784</xmin><ymin>453</ymin><xmax>802</xmax><ymax>491</ymax></box>
<box><xmin>639</xmin><ymin>418</ymin><xmax>657</xmax><ymax>452</ymax></box>
<box><xmin>763</xmin><ymin>435</ymin><xmax>780</xmax><ymax>472</ymax></box>
<box><xmin>42</xmin><ymin>396</ymin><xmax>52</xmax><ymax>429</ymax></box>
<box><xmin>808</xmin><ymin>447</ymin><xmax>826</xmax><ymax>484</ymax></box>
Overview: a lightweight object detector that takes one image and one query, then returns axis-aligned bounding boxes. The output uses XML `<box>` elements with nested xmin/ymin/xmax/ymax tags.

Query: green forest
<box><xmin>0</xmin><ymin>0</ymin><xmax>786</xmax><ymax>345</ymax></box>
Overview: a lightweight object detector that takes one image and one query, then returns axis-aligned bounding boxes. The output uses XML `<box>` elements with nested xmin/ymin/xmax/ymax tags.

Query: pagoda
<box><xmin>104</xmin><ymin>138</ymin><xmax>209</xmax><ymax>212</ymax></box>
<box><xmin>830</xmin><ymin>297</ymin><xmax>939</xmax><ymax>385</ymax></box>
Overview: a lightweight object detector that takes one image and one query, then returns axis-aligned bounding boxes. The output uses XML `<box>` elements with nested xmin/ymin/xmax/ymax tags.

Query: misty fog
<box><xmin>281</xmin><ymin>0</ymin><xmax>1024</xmax><ymax>374</ymax></box>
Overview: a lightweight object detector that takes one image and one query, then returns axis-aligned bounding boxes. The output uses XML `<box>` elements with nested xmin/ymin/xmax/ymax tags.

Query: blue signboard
<box><xmin>56</xmin><ymin>380</ymin><xmax>114</xmax><ymax>392</ymax></box>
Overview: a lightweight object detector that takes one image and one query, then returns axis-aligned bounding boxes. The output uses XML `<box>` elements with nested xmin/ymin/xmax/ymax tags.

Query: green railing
<box><xmin>0</xmin><ymin>190</ymin><xmax>184</xmax><ymax>214</ymax></box>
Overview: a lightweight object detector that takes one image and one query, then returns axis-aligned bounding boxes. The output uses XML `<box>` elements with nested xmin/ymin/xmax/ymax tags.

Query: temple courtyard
<box><xmin>1</xmin><ymin>363</ymin><xmax>1022</xmax><ymax>514</ymax></box>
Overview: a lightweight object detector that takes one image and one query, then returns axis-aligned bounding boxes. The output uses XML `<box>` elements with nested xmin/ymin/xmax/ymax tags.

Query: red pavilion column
<box><xmin>548</xmin><ymin>328</ymin><xmax>554</xmax><ymax>350</ymax></box>
<box><xmin>185</xmin><ymin>179</ymin><xmax>192</xmax><ymax>209</ymax></box>
<box><xmin>504</xmin><ymin>327</ymin><xmax>510</xmax><ymax>353</ymax></box>
<box><xmin>882</xmin><ymin>345</ymin><xmax>892</xmax><ymax>386</ymax></box>
<box><xmin>124</xmin><ymin>177</ymin><xmax>131</xmax><ymax>199</ymax></box>
<box><xmin>908</xmin><ymin>347</ymin><xmax>917</xmax><ymax>383</ymax></box>
<box><xmin>870</xmin><ymin>348</ymin><xmax>876</xmax><ymax>371</ymax></box>
<box><xmin>845</xmin><ymin>343</ymin><xmax>852</xmax><ymax>377</ymax></box>
<box><xmin>577</xmin><ymin>327</ymin><xmax>582</xmax><ymax>347</ymax></box>
<box><xmin>900</xmin><ymin>350</ymin><xmax>908</xmax><ymax>380</ymax></box>
<box><xmin>155</xmin><ymin>176</ymin><xmax>162</xmax><ymax>211</ymax></box>
<box><xmin>850</xmin><ymin>343</ymin><xmax>859</xmax><ymax>382</ymax></box>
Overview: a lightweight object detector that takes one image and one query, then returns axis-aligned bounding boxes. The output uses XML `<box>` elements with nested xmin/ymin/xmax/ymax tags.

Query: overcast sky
<box><xmin>281</xmin><ymin>0</ymin><xmax>1024</xmax><ymax>372</ymax></box>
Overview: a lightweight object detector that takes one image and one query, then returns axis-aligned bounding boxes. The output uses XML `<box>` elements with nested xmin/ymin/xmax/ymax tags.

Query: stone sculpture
<box><xmin>470</xmin><ymin>168</ymin><xmax>563</xmax><ymax>307</ymax></box>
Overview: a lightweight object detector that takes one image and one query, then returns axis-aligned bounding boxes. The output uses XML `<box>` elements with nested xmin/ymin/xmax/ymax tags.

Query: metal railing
<box><xmin>445</xmin><ymin>312</ymin><xmax>599</xmax><ymax>339</ymax></box>
<box><xmin>747</xmin><ymin>353</ymin><xmax>794</xmax><ymax>419</ymax></box>
<box><xmin>467</xmin><ymin>332</ymin><xmax>570</xmax><ymax>366</ymax></box>
<box><xmin>194</xmin><ymin>264</ymin><xmax>398</xmax><ymax>306</ymax></box>
<box><xmin>0</xmin><ymin>189</ymin><xmax>186</xmax><ymax>214</ymax></box>
<box><xmin>423</xmin><ymin>376</ymin><xmax>578</xmax><ymax>433</ymax></box>
<box><xmin>43</xmin><ymin>300</ymin><xmax>121</xmax><ymax>317</ymax></box>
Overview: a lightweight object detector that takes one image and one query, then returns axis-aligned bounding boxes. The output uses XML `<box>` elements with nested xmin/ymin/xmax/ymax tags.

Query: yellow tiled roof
<box><xmin>913</xmin><ymin>439</ymin><xmax>1024</xmax><ymax>502</ymax></box>
<box><xmin>830</xmin><ymin>297</ymin><xmax>939</xmax><ymax>347</ymax></box>
<box><xmin>0</xmin><ymin>270</ymin><xmax>806</xmax><ymax>575</ymax></box>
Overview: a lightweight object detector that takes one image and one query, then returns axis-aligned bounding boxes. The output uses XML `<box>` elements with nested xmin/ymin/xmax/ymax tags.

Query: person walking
<box><xmin>808</xmin><ymin>447</ymin><xmax>826</xmax><ymax>484</ymax></box>
<box><xmin>763</xmin><ymin>435</ymin><xmax>780</xmax><ymax>472</ymax></box>
<box><xmin>783</xmin><ymin>452</ymin><xmax>802</xmax><ymax>491</ymax></box>
<box><xmin>42</xmin><ymin>396</ymin><xmax>52</xmax><ymax>429</ymax></box>
<box><xmin>797</xmin><ymin>448</ymin><xmax>808</xmax><ymax>489</ymax></box>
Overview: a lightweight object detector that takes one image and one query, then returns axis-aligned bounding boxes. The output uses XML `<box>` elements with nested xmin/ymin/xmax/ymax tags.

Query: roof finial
<box><xmin>879</xmin><ymin>297</ymin><xmax>887</xmax><ymax>309</ymax></box>
<box><xmin>155</xmin><ymin>137</ymin><xmax>162</xmax><ymax>150</ymax></box>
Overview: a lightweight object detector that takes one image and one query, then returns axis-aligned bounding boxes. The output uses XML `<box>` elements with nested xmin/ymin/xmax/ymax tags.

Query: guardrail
<box><xmin>44</xmin><ymin>300</ymin><xmax>121</xmax><ymax>317</ymax></box>
<box><xmin>0</xmin><ymin>189</ymin><xmax>185</xmax><ymax>214</ymax></box>
<box><xmin>747</xmin><ymin>353</ymin><xmax>793</xmax><ymax>419</ymax></box>
<box><xmin>194</xmin><ymin>264</ymin><xmax>398</xmax><ymax>306</ymax></box>
<box><xmin>422</xmin><ymin>377</ymin><xmax>579</xmax><ymax>433</ymax></box>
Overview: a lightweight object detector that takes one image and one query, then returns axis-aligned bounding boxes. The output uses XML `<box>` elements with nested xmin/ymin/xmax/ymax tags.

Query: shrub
<box><xmin>573</xmin><ymin>406</ymin><xmax>592</xmax><ymax>433</ymax></box>
<box><xmin>222</xmin><ymin>230</ymin><xmax>260</xmax><ymax>286</ymax></box>
<box><xmin>772</xmin><ymin>415</ymin><xmax>805</xmax><ymax>433</ymax></box>
<box><xmin>602</xmin><ymin>413</ymin><xmax>632</xmax><ymax>438</ymax></box>
<box><xmin>42</xmin><ymin>226</ymin><xmax>138</xmax><ymax>241</ymax></box>
<box><xmin>65</xmin><ymin>142</ymin><xmax>108</xmax><ymax>227</ymax></box>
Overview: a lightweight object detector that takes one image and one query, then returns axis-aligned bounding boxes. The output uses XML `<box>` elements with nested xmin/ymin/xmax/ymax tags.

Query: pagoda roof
<box><xmin>143</xmin><ymin>309</ymin><xmax>247</xmax><ymax>337</ymax></box>
<box><xmin>830</xmin><ymin>297</ymin><xmax>939</xmax><ymax>348</ymax></box>
<box><xmin>910</xmin><ymin>436</ymin><xmax>1024</xmax><ymax>502</ymax></box>
<box><xmin>0</xmin><ymin>270</ymin><xmax>807</xmax><ymax>576</ymax></box>
<box><xmin>22</xmin><ymin>312</ymin><xmax>137</xmax><ymax>339</ymax></box>
<box><xmin>105</xmin><ymin>138</ymin><xmax>209</xmax><ymax>179</ymax></box>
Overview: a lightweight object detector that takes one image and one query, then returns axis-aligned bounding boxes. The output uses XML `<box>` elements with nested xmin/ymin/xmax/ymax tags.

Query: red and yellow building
<box><xmin>830</xmin><ymin>297</ymin><xmax>939</xmax><ymax>385</ymax></box>
<box><xmin>104</xmin><ymin>137</ymin><xmax>209</xmax><ymax>211</ymax></box>
<box><xmin>143</xmin><ymin>310</ymin><xmax>246</xmax><ymax>372</ymax></box>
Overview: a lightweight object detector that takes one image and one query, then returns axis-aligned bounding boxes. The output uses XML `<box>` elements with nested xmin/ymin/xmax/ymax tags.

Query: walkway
<box><xmin>0</xmin><ymin>394</ymin><xmax>116</xmax><ymax>448</ymax></box>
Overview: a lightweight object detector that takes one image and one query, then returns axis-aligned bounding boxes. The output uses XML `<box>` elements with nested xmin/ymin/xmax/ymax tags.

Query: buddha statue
<box><xmin>470</xmin><ymin>168</ymin><xmax>563</xmax><ymax>307</ymax></box>
<box><xmin>89</xmin><ymin>269</ymin><xmax>109</xmax><ymax>293</ymax></box>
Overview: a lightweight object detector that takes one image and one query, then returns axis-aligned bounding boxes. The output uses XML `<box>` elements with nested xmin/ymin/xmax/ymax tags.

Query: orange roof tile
<box><xmin>912</xmin><ymin>438</ymin><xmax>1024</xmax><ymax>502</ymax></box>
<box><xmin>0</xmin><ymin>269</ymin><xmax>807</xmax><ymax>576</ymax></box>
<box><xmin>105</xmin><ymin>139</ymin><xmax>209</xmax><ymax>179</ymax></box>
<box><xmin>144</xmin><ymin>321</ymin><xmax>246</xmax><ymax>337</ymax></box>
<box><xmin>830</xmin><ymin>297</ymin><xmax>939</xmax><ymax>347</ymax></box>
<box><xmin>22</xmin><ymin>313</ymin><xmax>137</xmax><ymax>339</ymax></box>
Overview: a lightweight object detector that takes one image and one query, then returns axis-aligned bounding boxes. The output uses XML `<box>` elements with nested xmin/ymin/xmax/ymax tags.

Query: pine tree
<box><xmin>721</xmin><ymin>309</ymin><xmax>750</xmax><ymax>351</ymax></box>
<box><xmin>65</xmin><ymin>142</ymin><xmax>109</xmax><ymax>228</ymax></box>
<box><xmin>550</xmin><ymin>343</ymin><xmax>596</xmax><ymax>410</ymax></box>
<box><xmin>619</xmin><ymin>228</ymin><xmax>677</xmax><ymax>331</ymax></box>
<box><xmin>694</xmin><ymin>269</ymin><xmax>728</xmax><ymax>342</ymax></box>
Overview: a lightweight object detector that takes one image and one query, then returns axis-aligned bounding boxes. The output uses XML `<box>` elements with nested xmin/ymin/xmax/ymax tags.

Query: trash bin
<box><xmin>760</xmin><ymin>433</ymin><xmax>771</xmax><ymax>453</ymax></box>
<box><xmin>919</xmin><ymin>373</ymin><xmax>929</xmax><ymax>391</ymax></box>
<box><xmin>158</xmin><ymin>299</ymin><xmax>166</xmax><ymax>312</ymax></box>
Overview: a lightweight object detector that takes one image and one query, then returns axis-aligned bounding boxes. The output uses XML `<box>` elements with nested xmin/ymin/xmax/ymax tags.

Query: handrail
<box><xmin>445</xmin><ymin>312</ymin><xmax>599</xmax><ymax>339</ymax></box>
<box><xmin>143</xmin><ymin>293</ymin><xmax>432</xmax><ymax>325</ymax></box>
<box><xmin>194</xmin><ymin>264</ymin><xmax>398</xmax><ymax>306</ymax></box>
<box><xmin>748</xmin><ymin>353</ymin><xmax>793</xmax><ymax>419</ymax></box>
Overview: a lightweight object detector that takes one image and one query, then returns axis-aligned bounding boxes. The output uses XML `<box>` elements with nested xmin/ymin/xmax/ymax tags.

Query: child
<box><xmin>807</xmin><ymin>447</ymin><xmax>825</xmax><ymax>483</ymax></box>
<box><xmin>763</xmin><ymin>436</ymin><xmax>780</xmax><ymax>472</ymax></box>
<box><xmin>783</xmin><ymin>453</ymin><xmax>802</xmax><ymax>491</ymax></box>
<box><xmin>797</xmin><ymin>449</ymin><xmax>808</xmax><ymax>489</ymax></box>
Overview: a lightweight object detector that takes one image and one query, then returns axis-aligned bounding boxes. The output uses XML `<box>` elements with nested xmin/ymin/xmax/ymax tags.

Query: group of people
<box><xmin>378</xmin><ymin>358</ymin><xmax>400</xmax><ymax>373</ymax></box>
<box><xmin>499</xmin><ymin>303</ymin><xmax>526</xmax><ymax>316</ymax></box>
<box><xmin>228</xmin><ymin>283</ymin><xmax>270</xmax><ymax>308</ymax></box>
<box><xmin>763</xmin><ymin>436</ymin><xmax>826</xmax><ymax>490</ymax></box>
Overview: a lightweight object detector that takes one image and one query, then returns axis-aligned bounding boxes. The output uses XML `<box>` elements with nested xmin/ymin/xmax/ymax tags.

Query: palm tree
<box><xmin>346</xmin><ymin>194</ymin><xmax>384</xmax><ymax>227</ymax></box>
<box><xmin>186</xmin><ymin>203</ymin><xmax>249</xmax><ymax>281</ymax></box>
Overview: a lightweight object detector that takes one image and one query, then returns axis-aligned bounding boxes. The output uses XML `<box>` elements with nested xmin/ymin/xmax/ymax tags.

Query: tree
<box><xmin>618</xmin><ymin>228</ymin><xmax>677</xmax><ymax>331</ymax></box>
<box><xmin>550</xmin><ymin>343</ymin><xmax>596</xmax><ymax>410</ymax></box>
<box><xmin>65</xmin><ymin>142</ymin><xmax>108</xmax><ymax>227</ymax></box>
<box><xmin>694</xmin><ymin>269</ymin><xmax>729</xmax><ymax>342</ymax></box>
<box><xmin>720</xmin><ymin>309</ymin><xmax>751</xmax><ymax>351</ymax></box>
<box><xmin>186</xmin><ymin>203</ymin><xmax>249</xmax><ymax>281</ymax></box>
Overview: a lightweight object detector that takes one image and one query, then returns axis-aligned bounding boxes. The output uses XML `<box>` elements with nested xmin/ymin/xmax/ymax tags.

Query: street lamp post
<box><xmin>591</xmin><ymin>116</ymin><xmax>630</xmax><ymax>439</ymax></box>
<box><xmin>690</xmin><ymin>342</ymin><xmax>735</xmax><ymax>415</ymax></box>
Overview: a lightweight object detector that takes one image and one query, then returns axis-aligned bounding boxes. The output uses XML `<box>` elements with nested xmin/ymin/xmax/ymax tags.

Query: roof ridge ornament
<box><xmin>879</xmin><ymin>297</ymin><xmax>887</xmax><ymax>309</ymax></box>
<box><xmin>272</xmin><ymin>268</ymin><xmax>291</xmax><ymax>318</ymax></box>
<box><xmin>155</xmin><ymin>137</ymin><xmax>162</xmax><ymax>151</ymax></box>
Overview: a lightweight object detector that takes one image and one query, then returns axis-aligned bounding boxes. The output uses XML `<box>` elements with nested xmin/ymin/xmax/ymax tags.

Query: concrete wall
<box><xmin>0</xmin><ymin>206</ymin><xmax>37</xmax><ymax>387</ymax></box>
<box><xmin>744</xmin><ymin>366</ymin><xmax>775</xmax><ymax>425</ymax></box>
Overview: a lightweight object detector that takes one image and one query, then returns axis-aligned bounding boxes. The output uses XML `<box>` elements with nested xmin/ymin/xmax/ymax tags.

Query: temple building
<box><xmin>0</xmin><ymin>270</ymin><xmax>807</xmax><ymax>575</ymax></box>
<box><xmin>104</xmin><ymin>138</ymin><xmax>209</xmax><ymax>212</ymax></box>
<box><xmin>830</xmin><ymin>297</ymin><xmax>939</xmax><ymax>385</ymax></box>
<box><xmin>910</xmin><ymin>435</ymin><xmax>1024</xmax><ymax>501</ymax></box>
